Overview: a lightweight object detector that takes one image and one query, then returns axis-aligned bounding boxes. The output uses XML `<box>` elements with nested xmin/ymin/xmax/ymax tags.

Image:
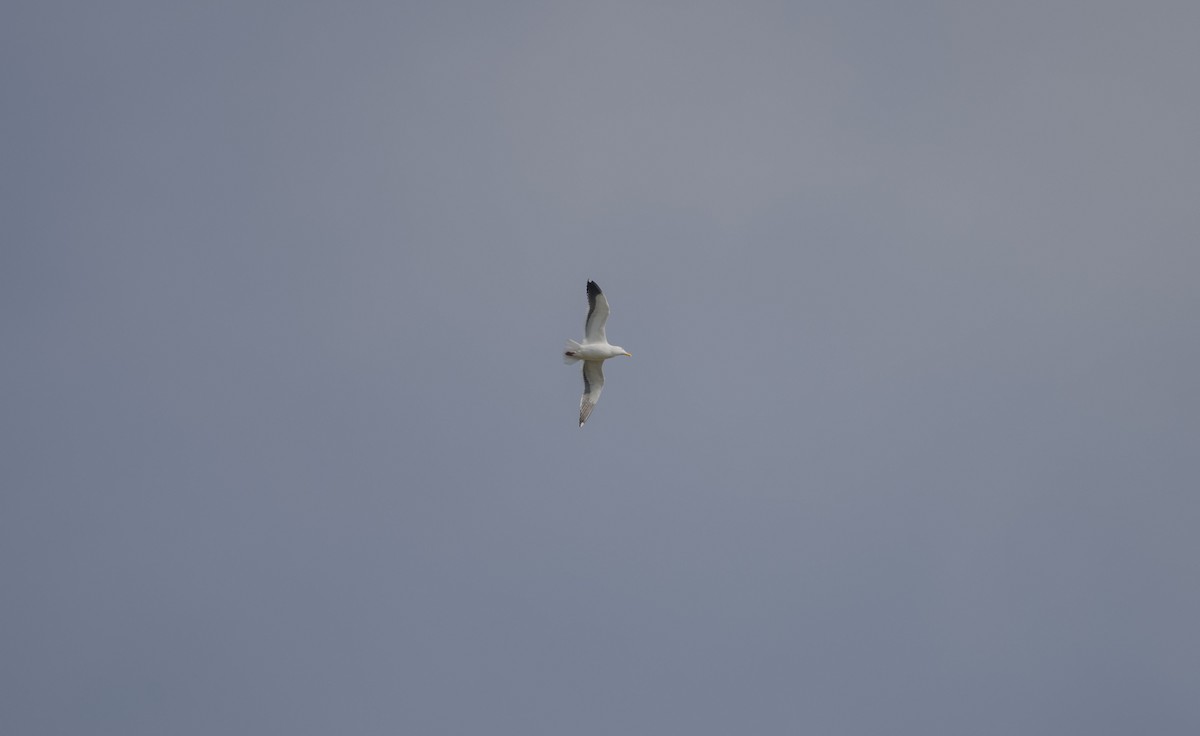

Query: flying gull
<box><xmin>563</xmin><ymin>280</ymin><xmax>632</xmax><ymax>427</ymax></box>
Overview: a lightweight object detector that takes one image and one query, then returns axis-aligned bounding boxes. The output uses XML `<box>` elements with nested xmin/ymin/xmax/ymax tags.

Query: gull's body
<box><xmin>563</xmin><ymin>281</ymin><xmax>632</xmax><ymax>426</ymax></box>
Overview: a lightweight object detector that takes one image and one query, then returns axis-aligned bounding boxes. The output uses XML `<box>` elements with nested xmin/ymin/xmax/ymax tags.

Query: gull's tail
<box><xmin>563</xmin><ymin>339</ymin><xmax>583</xmax><ymax>364</ymax></box>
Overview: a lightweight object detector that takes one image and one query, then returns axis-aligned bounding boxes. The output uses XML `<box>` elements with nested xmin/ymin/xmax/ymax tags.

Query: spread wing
<box><xmin>583</xmin><ymin>280</ymin><xmax>610</xmax><ymax>344</ymax></box>
<box><xmin>579</xmin><ymin>360</ymin><xmax>605</xmax><ymax>427</ymax></box>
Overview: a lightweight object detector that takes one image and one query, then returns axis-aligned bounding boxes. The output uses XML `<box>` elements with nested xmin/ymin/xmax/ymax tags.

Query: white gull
<box><xmin>563</xmin><ymin>280</ymin><xmax>632</xmax><ymax>427</ymax></box>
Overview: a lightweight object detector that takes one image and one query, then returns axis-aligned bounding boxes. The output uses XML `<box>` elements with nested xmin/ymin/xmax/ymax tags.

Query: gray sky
<box><xmin>4</xmin><ymin>1</ymin><xmax>1199</xmax><ymax>734</ymax></box>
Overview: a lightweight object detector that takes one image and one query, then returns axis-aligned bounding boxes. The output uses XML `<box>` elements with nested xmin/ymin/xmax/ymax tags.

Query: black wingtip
<box><xmin>587</xmin><ymin>280</ymin><xmax>601</xmax><ymax>296</ymax></box>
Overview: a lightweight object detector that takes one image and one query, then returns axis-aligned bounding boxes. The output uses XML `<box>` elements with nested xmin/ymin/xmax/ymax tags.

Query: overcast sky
<box><xmin>3</xmin><ymin>1</ymin><xmax>1199</xmax><ymax>734</ymax></box>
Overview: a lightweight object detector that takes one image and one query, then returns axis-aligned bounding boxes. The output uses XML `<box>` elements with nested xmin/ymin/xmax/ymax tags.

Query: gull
<box><xmin>563</xmin><ymin>281</ymin><xmax>632</xmax><ymax>427</ymax></box>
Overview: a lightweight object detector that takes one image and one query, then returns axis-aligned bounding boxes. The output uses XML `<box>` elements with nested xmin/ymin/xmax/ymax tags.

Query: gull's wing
<box><xmin>579</xmin><ymin>360</ymin><xmax>605</xmax><ymax>427</ymax></box>
<box><xmin>583</xmin><ymin>280</ymin><xmax>610</xmax><ymax>344</ymax></box>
